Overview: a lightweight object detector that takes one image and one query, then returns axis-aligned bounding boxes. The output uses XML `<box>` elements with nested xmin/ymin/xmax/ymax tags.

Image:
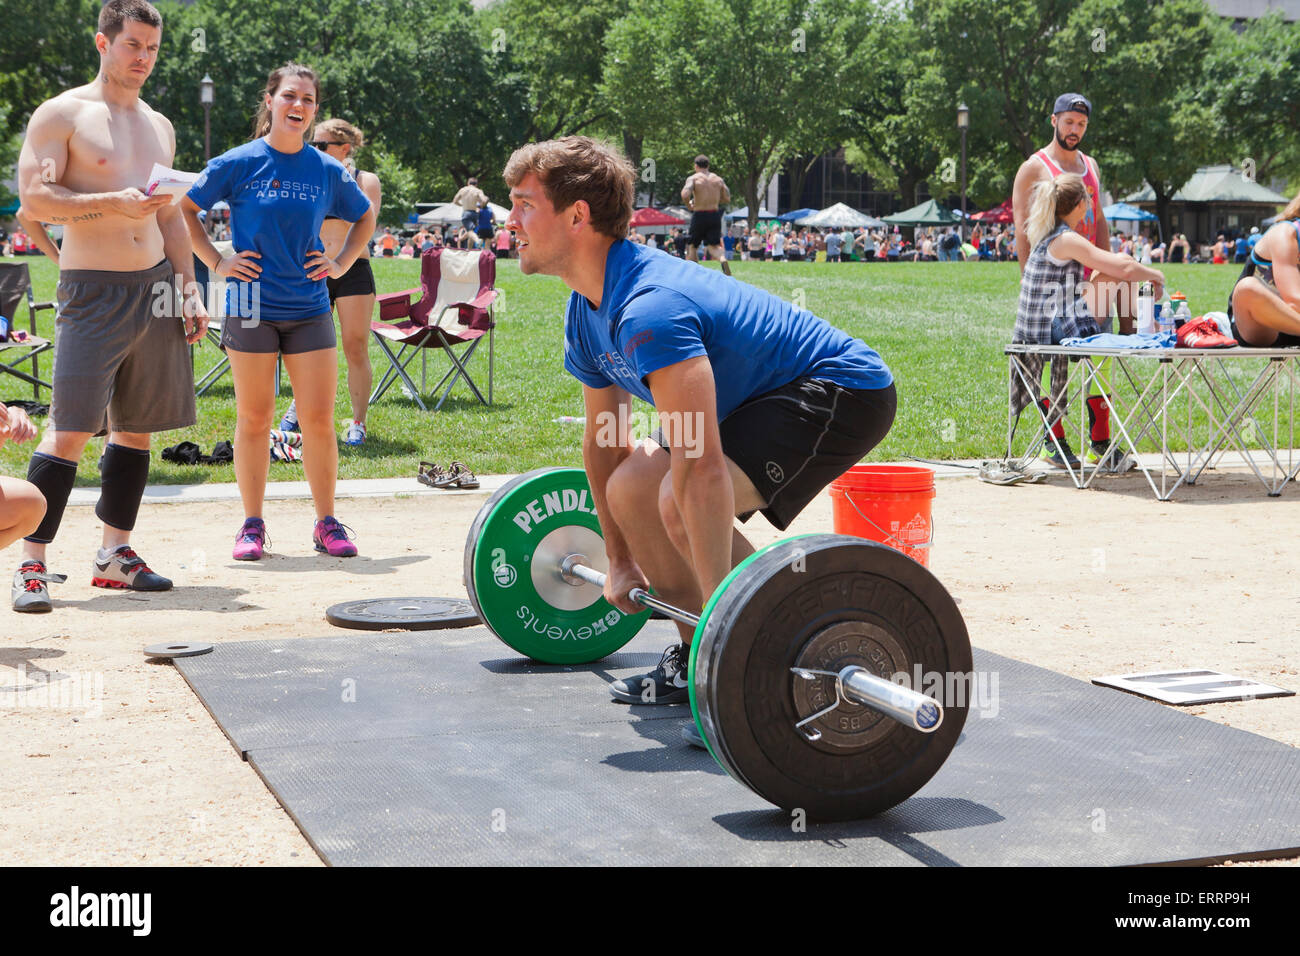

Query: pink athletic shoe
<box><xmin>233</xmin><ymin>517</ymin><xmax>269</xmax><ymax>561</ymax></box>
<box><xmin>313</xmin><ymin>516</ymin><xmax>357</xmax><ymax>557</ymax></box>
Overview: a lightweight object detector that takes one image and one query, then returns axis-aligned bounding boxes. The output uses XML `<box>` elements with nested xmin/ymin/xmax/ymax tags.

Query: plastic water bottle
<box><xmin>1157</xmin><ymin>295</ymin><xmax>1174</xmax><ymax>336</ymax></box>
<box><xmin>1136</xmin><ymin>282</ymin><xmax>1155</xmax><ymax>334</ymax></box>
<box><xmin>1173</xmin><ymin>296</ymin><xmax>1191</xmax><ymax>331</ymax></box>
<box><xmin>553</xmin><ymin>416</ymin><xmax>585</xmax><ymax>425</ymax></box>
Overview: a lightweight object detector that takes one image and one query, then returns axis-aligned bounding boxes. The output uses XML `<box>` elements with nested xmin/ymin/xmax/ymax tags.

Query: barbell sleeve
<box><xmin>839</xmin><ymin>666</ymin><xmax>943</xmax><ymax>732</ymax></box>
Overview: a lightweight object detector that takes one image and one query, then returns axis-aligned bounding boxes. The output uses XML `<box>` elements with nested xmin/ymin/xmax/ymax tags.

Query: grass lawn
<box><xmin>0</xmin><ymin>253</ymin><xmax>1248</xmax><ymax>484</ymax></box>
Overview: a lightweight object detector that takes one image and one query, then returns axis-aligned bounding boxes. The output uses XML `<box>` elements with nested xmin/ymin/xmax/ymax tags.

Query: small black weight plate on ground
<box><xmin>145</xmin><ymin>642</ymin><xmax>214</xmax><ymax>659</ymax></box>
<box><xmin>690</xmin><ymin>533</ymin><xmax>971</xmax><ymax>821</ymax></box>
<box><xmin>325</xmin><ymin>597</ymin><xmax>480</xmax><ymax>631</ymax></box>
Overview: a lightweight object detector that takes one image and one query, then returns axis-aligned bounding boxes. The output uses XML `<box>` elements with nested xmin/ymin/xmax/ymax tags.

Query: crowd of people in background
<box><xmin>625</xmin><ymin>222</ymin><xmax>1019</xmax><ymax>263</ymax></box>
<box><xmin>0</xmin><ymin>208</ymin><xmax>1268</xmax><ymax>270</ymax></box>
<box><xmin>365</xmin><ymin>221</ymin><xmax>517</xmax><ymax>259</ymax></box>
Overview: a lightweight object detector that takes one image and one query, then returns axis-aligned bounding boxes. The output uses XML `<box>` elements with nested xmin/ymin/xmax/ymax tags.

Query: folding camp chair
<box><xmin>369</xmin><ymin>247</ymin><xmax>498</xmax><ymax>411</ymax></box>
<box><xmin>0</xmin><ymin>261</ymin><xmax>55</xmax><ymax>399</ymax></box>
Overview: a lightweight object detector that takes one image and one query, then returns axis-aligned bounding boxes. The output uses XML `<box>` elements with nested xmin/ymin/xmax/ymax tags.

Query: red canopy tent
<box><xmin>629</xmin><ymin>207</ymin><xmax>687</xmax><ymax>227</ymax></box>
<box><xmin>970</xmin><ymin>199</ymin><xmax>1013</xmax><ymax>223</ymax></box>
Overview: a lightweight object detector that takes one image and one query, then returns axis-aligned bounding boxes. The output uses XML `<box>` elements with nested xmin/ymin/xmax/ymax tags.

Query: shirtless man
<box><xmin>681</xmin><ymin>155</ymin><xmax>732</xmax><ymax>276</ymax></box>
<box><xmin>1012</xmin><ymin>92</ymin><xmax>1131</xmax><ymax>473</ymax></box>
<box><xmin>11</xmin><ymin>0</ymin><xmax>205</xmax><ymax>613</ymax></box>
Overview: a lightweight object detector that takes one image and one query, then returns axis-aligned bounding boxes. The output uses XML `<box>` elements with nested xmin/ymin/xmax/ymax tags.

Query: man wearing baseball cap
<box><xmin>1011</xmin><ymin>92</ymin><xmax>1134</xmax><ymax>472</ymax></box>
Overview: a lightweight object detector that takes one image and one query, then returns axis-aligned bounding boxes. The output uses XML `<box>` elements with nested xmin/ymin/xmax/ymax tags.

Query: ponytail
<box><xmin>1283</xmin><ymin>184</ymin><xmax>1300</xmax><ymax>221</ymax></box>
<box><xmin>1026</xmin><ymin>173</ymin><xmax>1088</xmax><ymax>251</ymax></box>
<box><xmin>251</xmin><ymin>62</ymin><xmax>321</xmax><ymax>140</ymax></box>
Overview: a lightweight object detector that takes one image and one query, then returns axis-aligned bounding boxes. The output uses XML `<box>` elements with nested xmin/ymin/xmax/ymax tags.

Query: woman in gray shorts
<box><xmin>181</xmin><ymin>62</ymin><xmax>376</xmax><ymax>560</ymax></box>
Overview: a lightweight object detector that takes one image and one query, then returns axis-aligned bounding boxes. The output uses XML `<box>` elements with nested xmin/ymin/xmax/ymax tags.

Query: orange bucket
<box><xmin>828</xmin><ymin>465</ymin><xmax>935</xmax><ymax>566</ymax></box>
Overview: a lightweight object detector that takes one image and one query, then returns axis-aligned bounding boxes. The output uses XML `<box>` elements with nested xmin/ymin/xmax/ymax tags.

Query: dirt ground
<box><xmin>1</xmin><ymin>467</ymin><xmax>1297</xmax><ymax>866</ymax></box>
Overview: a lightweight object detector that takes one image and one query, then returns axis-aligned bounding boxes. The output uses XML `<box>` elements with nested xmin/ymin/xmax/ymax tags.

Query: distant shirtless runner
<box><xmin>682</xmin><ymin>155</ymin><xmax>732</xmax><ymax>276</ymax></box>
<box><xmin>11</xmin><ymin>0</ymin><xmax>205</xmax><ymax>613</ymax></box>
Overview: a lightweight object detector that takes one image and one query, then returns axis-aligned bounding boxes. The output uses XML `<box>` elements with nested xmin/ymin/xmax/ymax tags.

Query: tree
<box><xmin>1202</xmin><ymin>12</ymin><xmax>1300</xmax><ymax>188</ymax></box>
<box><xmin>478</xmin><ymin>0</ymin><xmax>621</xmax><ymax>144</ymax></box>
<box><xmin>916</xmin><ymin>0</ymin><xmax>1076</xmax><ymax>184</ymax></box>
<box><xmin>1048</xmin><ymin>0</ymin><xmax>1221</xmax><ymax>239</ymax></box>
<box><xmin>842</xmin><ymin>6</ymin><xmax>950</xmax><ymax>211</ymax></box>
<box><xmin>0</xmin><ymin>107</ymin><xmax>20</xmax><ymax>209</ymax></box>
<box><xmin>143</xmin><ymin>0</ymin><xmax>530</xmax><ymax>195</ymax></box>
<box><xmin>603</xmin><ymin>0</ymin><xmax>870</xmax><ymax>228</ymax></box>
<box><xmin>0</xmin><ymin>0</ymin><xmax>100</xmax><ymax>138</ymax></box>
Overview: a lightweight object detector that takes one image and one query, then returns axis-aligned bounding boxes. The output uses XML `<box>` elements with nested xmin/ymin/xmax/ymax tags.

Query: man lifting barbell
<box><xmin>503</xmin><ymin>137</ymin><xmax>897</xmax><ymax>727</ymax></box>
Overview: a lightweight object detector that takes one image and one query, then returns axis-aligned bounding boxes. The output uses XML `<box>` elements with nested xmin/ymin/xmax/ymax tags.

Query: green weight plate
<box><xmin>467</xmin><ymin>467</ymin><xmax>648</xmax><ymax>664</ymax></box>
<box><xmin>463</xmin><ymin>468</ymin><xmax>554</xmax><ymax>625</ymax></box>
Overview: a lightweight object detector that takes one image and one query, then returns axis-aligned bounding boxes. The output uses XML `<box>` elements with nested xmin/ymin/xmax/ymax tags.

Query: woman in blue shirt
<box><xmin>182</xmin><ymin>63</ymin><xmax>375</xmax><ymax>561</ymax></box>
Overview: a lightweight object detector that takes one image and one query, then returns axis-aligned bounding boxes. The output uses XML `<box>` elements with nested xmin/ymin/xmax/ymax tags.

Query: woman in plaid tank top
<box><xmin>1015</xmin><ymin>174</ymin><xmax>1164</xmax><ymax>345</ymax></box>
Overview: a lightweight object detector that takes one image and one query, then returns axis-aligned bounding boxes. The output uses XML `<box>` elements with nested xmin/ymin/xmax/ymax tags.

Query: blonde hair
<box><xmin>1282</xmin><ymin>186</ymin><xmax>1300</xmax><ymax>221</ymax></box>
<box><xmin>252</xmin><ymin>63</ymin><xmax>320</xmax><ymax>140</ymax></box>
<box><xmin>315</xmin><ymin>117</ymin><xmax>363</xmax><ymax>172</ymax></box>
<box><xmin>1025</xmin><ymin>173</ymin><xmax>1088</xmax><ymax>250</ymax></box>
<box><xmin>315</xmin><ymin>117</ymin><xmax>364</xmax><ymax>150</ymax></box>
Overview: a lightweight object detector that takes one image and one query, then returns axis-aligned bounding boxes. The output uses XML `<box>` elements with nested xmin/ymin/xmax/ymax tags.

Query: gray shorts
<box><xmin>51</xmin><ymin>259</ymin><xmax>197</xmax><ymax>435</ymax></box>
<box><xmin>221</xmin><ymin>313</ymin><xmax>336</xmax><ymax>354</ymax></box>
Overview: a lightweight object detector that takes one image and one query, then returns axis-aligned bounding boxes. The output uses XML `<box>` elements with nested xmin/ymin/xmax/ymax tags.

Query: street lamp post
<box><xmin>957</xmin><ymin>103</ymin><xmax>969</xmax><ymax>245</ymax></box>
<box><xmin>200</xmin><ymin>73</ymin><xmax>214</xmax><ymax>163</ymax></box>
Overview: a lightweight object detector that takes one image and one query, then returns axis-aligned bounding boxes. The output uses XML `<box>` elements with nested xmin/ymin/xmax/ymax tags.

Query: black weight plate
<box><xmin>144</xmin><ymin>642</ymin><xmax>214</xmax><ymax>659</ymax></box>
<box><xmin>463</xmin><ymin>468</ymin><xmax>556</xmax><ymax>627</ymax></box>
<box><xmin>325</xmin><ymin>597</ymin><xmax>480</xmax><ymax>631</ymax></box>
<box><xmin>691</xmin><ymin>533</ymin><xmax>971</xmax><ymax>821</ymax></box>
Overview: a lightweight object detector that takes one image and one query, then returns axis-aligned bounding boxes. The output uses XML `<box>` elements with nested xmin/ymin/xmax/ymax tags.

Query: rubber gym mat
<box><xmin>175</xmin><ymin>623</ymin><xmax>1300</xmax><ymax>866</ymax></box>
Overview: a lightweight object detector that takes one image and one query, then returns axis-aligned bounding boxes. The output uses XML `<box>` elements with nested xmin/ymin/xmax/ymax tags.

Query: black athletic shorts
<box><xmin>688</xmin><ymin>209</ymin><xmax>723</xmax><ymax>247</ymax></box>
<box><xmin>326</xmin><ymin>256</ymin><xmax>376</xmax><ymax>303</ymax></box>
<box><xmin>654</xmin><ymin>377</ymin><xmax>897</xmax><ymax>530</ymax></box>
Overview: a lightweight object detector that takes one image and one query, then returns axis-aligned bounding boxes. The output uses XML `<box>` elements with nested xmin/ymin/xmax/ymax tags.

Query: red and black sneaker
<box><xmin>1177</xmin><ymin>317</ymin><xmax>1235</xmax><ymax>349</ymax></box>
<box><xmin>12</xmin><ymin>560</ymin><xmax>67</xmax><ymax>613</ymax></box>
<box><xmin>91</xmin><ymin>546</ymin><xmax>172</xmax><ymax>591</ymax></box>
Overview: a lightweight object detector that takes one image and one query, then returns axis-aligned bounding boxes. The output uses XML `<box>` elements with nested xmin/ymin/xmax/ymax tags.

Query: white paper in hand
<box><xmin>145</xmin><ymin>163</ymin><xmax>200</xmax><ymax>205</ymax></box>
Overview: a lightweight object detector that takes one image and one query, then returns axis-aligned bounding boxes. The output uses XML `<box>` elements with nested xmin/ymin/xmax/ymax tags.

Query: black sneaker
<box><xmin>1040</xmin><ymin>434</ymin><xmax>1080</xmax><ymax>470</ymax></box>
<box><xmin>1087</xmin><ymin>442</ymin><xmax>1136</xmax><ymax>474</ymax></box>
<box><xmin>681</xmin><ymin>720</ymin><xmax>708</xmax><ymax>749</ymax></box>
<box><xmin>12</xmin><ymin>560</ymin><xmax>67</xmax><ymax>613</ymax></box>
<box><xmin>608</xmin><ymin>643</ymin><xmax>690</xmax><ymax>704</ymax></box>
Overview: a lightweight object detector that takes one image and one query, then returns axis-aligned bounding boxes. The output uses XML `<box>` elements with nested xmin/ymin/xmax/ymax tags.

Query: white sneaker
<box><xmin>343</xmin><ymin>421</ymin><xmax>366</xmax><ymax>446</ymax></box>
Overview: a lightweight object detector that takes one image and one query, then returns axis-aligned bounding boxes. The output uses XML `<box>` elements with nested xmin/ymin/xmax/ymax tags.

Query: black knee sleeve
<box><xmin>24</xmin><ymin>452</ymin><xmax>78</xmax><ymax>544</ymax></box>
<box><xmin>95</xmin><ymin>443</ymin><xmax>150</xmax><ymax>532</ymax></box>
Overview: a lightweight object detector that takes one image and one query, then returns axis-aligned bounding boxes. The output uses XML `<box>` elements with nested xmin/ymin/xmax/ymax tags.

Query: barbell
<box><xmin>463</xmin><ymin>467</ymin><xmax>973</xmax><ymax>820</ymax></box>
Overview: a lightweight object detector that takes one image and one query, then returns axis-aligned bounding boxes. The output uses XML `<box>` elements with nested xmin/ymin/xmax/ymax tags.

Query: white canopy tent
<box><xmin>794</xmin><ymin>203</ymin><xmax>884</xmax><ymax>229</ymax></box>
<box><xmin>418</xmin><ymin>202</ymin><xmax>509</xmax><ymax>226</ymax></box>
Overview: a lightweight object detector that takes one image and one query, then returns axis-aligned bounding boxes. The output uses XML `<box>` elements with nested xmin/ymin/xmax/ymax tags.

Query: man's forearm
<box><xmin>582</xmin><ymin>438</ymin><xmax>634</xmax><ymax>562</ymax></box>
<box><xmin>672</xmin><ymin>456</ymin><xmax>735</xmax><ymax>600</ymax></box>
<box><xmin>159</xmin><ymin>210</ymin><xmax>196</xmax><ymax>289</ymax></box>
<box><xmin>18</xmin><ymin>181</ymin><xmax>120</xmax><ymax>224</ymax></box>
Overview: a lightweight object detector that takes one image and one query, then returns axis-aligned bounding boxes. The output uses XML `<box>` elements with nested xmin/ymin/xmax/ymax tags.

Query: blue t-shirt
<box><xmin>563</xmin><ymin>240</ymin><xmax>892</xmax><ymax>418</ymax></box>
<box><xmin>825</xmin><ymin>232</ymin><xmax>843</xmax><ymax>257</ymax></box>
<box><xmin>1235</xmin><ymin>236</ymin><xmax>1249</xmax><ymax>257</ymax></box>
<box><xmin>187</xmin><ymin>138</ymin><xmax>371</xmax><ymax>321</ymax></box>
